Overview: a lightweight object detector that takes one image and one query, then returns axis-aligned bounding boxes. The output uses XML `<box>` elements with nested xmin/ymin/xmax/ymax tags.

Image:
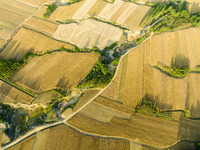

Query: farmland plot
<box><xmin>0</xmin><ymin>0</ymin><xmax>36</xmax><ymax>39</ymax></box>
<box><xmin>68</xmin><ymin>112</ymin><xmax>200</xmax><ymax>148</ymax></box>
<box><xmin>11</xmin><ymin>52</ymin><xmax>100</xmax><ymax>92</ymax></box>
<box><xmin>54</xmin><ymin>19</ymin><xmax>123</xmax><ymax>49</ymax></box>
<box><xmin>150</xmin><ymin>28</ymin><xmax>200</xmax><ymax>68</ymax></box>
<box><xmin>16</xmin><ymin>0</ymin><xmax>52</xmax><ymax>7</ymax></box>
<box><xmin>0</xmin><ymin>27</ymin><xmax>74</xmax><ymax>60</ymax></box>
<box><xmin>0</xmin><ymin>39</ymin><xmax>4</xmax><ymax>48</ymax></box>
<box><xmin>0</xmin><ymin>80</ymin><xmax>33</xmax><ymax>104</ymax></box>
<box><xmin>24</xmin><ymin>16</ymin><xmax>59</xmax><ymax>35</ymax></box>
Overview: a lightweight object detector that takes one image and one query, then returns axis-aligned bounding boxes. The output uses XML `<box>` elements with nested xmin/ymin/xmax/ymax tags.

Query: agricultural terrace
<box><xmin>0</xmin><ymin>80</ymin><xmax>33</xmax><ymax>104</ymax></box>
<box><xmin>0</xmin><ymin>0</ymin><xmax>36</xmax><ymax>39</ymax></box>
<box><xmin>7</xmin><ymin>124</ymin><xmax>131</xmax><ymax>150</ymax></box>
<box><xmin>54</xmin><ymin>19</ymin><xmax>123</xmax><ymax>49</ymax></box>
<box><xmin>48</xmin><ymin>0</ymin><xmax>151</xmax><ymax>29</ymax></box>
<box><xmin>100</xmin><ymin>39</ymin><xmax>200</xmax><ymax>118</ymax></box>
<box><xmin>67</xmin><ymin>111</ymin><xmax>200</xmax><ymax>148</ymax></box>
<box><xmin>16</xmin><ymin>0</ymin><xmax>52</xmax><ymax>7</ymax></box>
<box><xmin>0</xmin><ymin>27</ymin><xmax>74</xmax><ymax>60</ymax></box>
<box><xmin>11</xmin><ymin>52</ymin><xmax>100</xmax><ymax>92</ymax></box>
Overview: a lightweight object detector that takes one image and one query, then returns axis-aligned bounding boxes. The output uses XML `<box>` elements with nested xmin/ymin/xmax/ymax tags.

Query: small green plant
<box><xmin>70</xmin><ymin>0</ymin><xmax>81</xmax><ymax>4</ymax></box>
<box><xmin>184</xmin><ymin>110</ymin><xmax>190</xmax><ymax>118</ymax></box>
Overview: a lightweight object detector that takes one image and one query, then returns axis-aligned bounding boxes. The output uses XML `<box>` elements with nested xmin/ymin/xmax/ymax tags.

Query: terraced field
<box><xmin>0</xmin><ymin>27</ymin><xmax>74</xmax><ymax>60</ymax></box>
<box><xmin>0</xmin><ymin>0</ymin><xmax>36</xmax><ymax>39</ymax></box>
<box><xmin>49</xmin><ymin>0</ymin><xmax>151</xmax><ymax>29</ymax></box>
<box><xmin>11</xmin><ymin>52</ymin><xmax>100</xmax><ymax>92</ymax></box>
<box><xmin>0</xmin><ymin>80</ymin><xmax>33</xmax><ymax>104</ymax></box>
<box><xmin>54</xmin><ymin>19</ymin><xmax>123</xmax><ymax>49</ymax></box>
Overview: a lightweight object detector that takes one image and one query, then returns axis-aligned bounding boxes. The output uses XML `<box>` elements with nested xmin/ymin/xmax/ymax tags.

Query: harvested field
<box><xmin>79</xmin><ymin>101</ymin><xmax>131</xmax><ymax>122</ymax></box>
<box><xmin>33</xmin><ymin>5</ymin><xmax>48</xmax><ymax>18</ymax></box>
<box><xmin>0</xmin><ymin>27</ymin><xmax>74</xmax><ymax>60</ymax></box>
<box><xmin>48</xmin><ymin>0</ymin><xmax>150</xmax><ymax>29</ymax></box>
<box><xmin>0</xmin><ymin>80</ymin><xmax>33</xmax><ymax>104</ymax></box>
<box><xmin>11</xmin><ymin>52</ymin><xmax>100</xmax><ymax>92</ymax></box>
<box><xmin>16</xmin><ymin>0</ymin><xmax>52</xmax><ymax>7</ymax></box>
<box><xmin>72</xmin><ymin>0</ymin><xmax>97</xmax><ymax>19</ymax></box>
<box><xmin>98</xmin><ymin>0</ymin><xmax>151</xmax><ymax>29</ymax></box>
<box><xmin>87</xmin><ymin>0</ymin><xmax>108</xmax><ymax>16</ymax></box>
<box><xmin>54</xmin><ymin>19</ymin><xmax>123</xmax><ymax>49</ymax></box>
<box><xmin>68</xmin><ymin>113</ymin><xmax>200</xmax><ymax>148</ymax></box>
<box><xmin>73</xmin><ymin>89</ymin><xmax>100</xmax><ymax>112</ymax></box>
<box><xmin>7</xmin><ymin>134</ymin><xmax>36</xmax><ymax>150</ymax></box>
<box><xmin>0</xmin><ymin>39</ymin><xmax>4</xmax><ymax>48</ymax></box>
<box><xmin>0</xmin><ymin>0</ymin><xmax>36</xmax><ymax>39</ymax></box>
<box><xmin>150</xmin><ymin>28</ymin><xmax>200</xmax><ymax>68</ymax></box>
<box><xmin>98</xmin><ymin>37</ymin><xmax>200</xmax><ymax>118</ymax></box>
<box><xmin>33</xmin><ymin>124</ymin><xmax>129</xmax><ymax>150</ymax></box>
<box><xmin>5</xmin><ymin>125</ymin><xmax>130</xmax><ymax>150</ymax></box>
<box><xmin>49</xmin><ymin>1</ymin><xmax>86</xmax><ymax>21</ymax></box>
<box><xmin>24</xmin><ymin>16</ymin><xmax>59</xmax><ymax>35</ymax></box>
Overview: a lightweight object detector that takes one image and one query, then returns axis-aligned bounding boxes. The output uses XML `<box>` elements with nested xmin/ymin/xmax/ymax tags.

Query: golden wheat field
<box><xmin>0</xmin><ymin>80</ymin><xmax>33</xmax><ymax>104</ymax></box>
<box><xmin>0</xmin><ymin>0</ymin><xmax>36</xmax><ymax>39</ymax></box>
<box><xmin>0</xmin><ymin>27</ymin><xmax>74</xmax><ymax>60</ymax></box>
<box><xmin>11</xmin><ymin>52</ymin><xmax>100</xmax><ymax>92</ymax></box>
<box><xmin>54</xmin><ymin>19</ymin><xmax>123</xmax><ymax>49</ymax></box>
<box><xmin>24</xmin><ymin>16</ymin><xmax>59</xmax><ymax>36</ymax></box>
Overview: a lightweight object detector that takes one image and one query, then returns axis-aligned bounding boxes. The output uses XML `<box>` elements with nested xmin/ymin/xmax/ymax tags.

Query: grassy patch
<box><xmin>184</xmin><ymin>110</ymin><xmax>190</xmax><ymax>118</ymax></box>
<box><xmin>70</xmin><ymin>0</ymin><xmax>82</xmax><ymax>4</ymax></box>
<box><xmin>155</xmin><ymin>64</ymin><xmax>190</xmax><ymax>78</ymax></box>
<box><xmin>111</xmin><ymin>58</ymin><xmax>120</xmax><ymax>66</ymax></box>
<box><xmin>77</xmin><ymin>60</ymin><xmax>113</xmax><ymax>88</ymax></box>
<box><xmin>135</xmin><ymin>100</ymin><xmax>172</xmax><ymax>120</ymax></box>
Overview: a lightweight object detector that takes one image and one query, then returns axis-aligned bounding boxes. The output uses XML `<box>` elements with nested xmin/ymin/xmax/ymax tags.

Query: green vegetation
<box><xmin>141</xmin><ymin>1</ymin><xmax>200</xmax><ymax>33</ymax></box>
<box><xmin>111</xmin><ymin>58</ymin><xmax>119</xmax><ymax>66</ymax></box>
<box><xmin>77</xmin><ymin>60</ymin><xmax>113</xmax><ymax>88</ymax></box>
<box><xmin>43</xmin><ymin>4</ymin><xmax>57</xmax><ymax>18</ymax></box>
<box><xmin>136</xmin><ymin>35</ymin><xmax>146</xmax><ymax>45</ymax></box>
<box><xmin>184</xmin><ymin>110</ymin><xmax>191</xmax><ymax>118</ymax></box>
<box><xmin>155</xmin><ymin>64</ymin><xmax>190</xmax><ymax>78</ymax></box>
<box><xmin>135</xmin><ymin>100</ymin><xmax>172</xmax><ymax>120</ymax></box>
<box><xmin>70</xmin><ymin>0</ymin><xmax>82</xmax><ymax>4</ymax></box>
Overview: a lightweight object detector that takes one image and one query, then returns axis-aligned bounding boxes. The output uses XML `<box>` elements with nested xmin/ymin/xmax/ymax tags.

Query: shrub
<box><xmin>112</xmin><ymin>58</ymin><xmax>120</xmax><ymax>66</ymax></box>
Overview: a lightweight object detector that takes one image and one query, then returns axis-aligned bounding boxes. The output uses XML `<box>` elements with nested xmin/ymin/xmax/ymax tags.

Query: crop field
<box><xmin>49</xmin><ymin>1</ymin><xmax>86</xmax><ymax>21</ymax></box>
<box><xmin>16</xmin><ymin>0</ymin><xmax>52</xmax><ymax>7</ymax></box>
<box><xmin>0</xmin><ymin>0</ymin><xmax>36</xmax><ymax>39</ymax></box>
<box><xmin>0</xmin><ymin>27</ymin><xmax>74</xmax><ymax>60</ymax></box>
<box><xmin>11</xmin><ymin>52</ymin><xmax>100</xmax><ymax>92</ymax></box>
<box><xmin>54</xmin><ymin>19</ymin><xmax>123</xmax><ymax>49</ymax></box>
<box><xmin>150</xmin><ymin>28</ymin><xmax>200</xmax><ymax>68</ymax></box>
<box><xmin>7</xmin><ymin>134</ymin><xmax>36</xmax><ymax>150</ymax></box>
<box><xmin>0</xmin><ymin>39</ymin><xmax>4</xmax><ymax>48</ymax></box>
<box><xmin>0</xmin><ymin>80</ymin><xmax>33</xmax><ymax>104</ymax></box>
<box><xmin>48</xmin><ymin>0</ymin><xmax>150</xmax><ymax>29</ymax></box>
<box><xmin>8</xmin><ymin>124</ymin><xmax>130</xmax><ymax>150</ymax></box>
<box><xmin>24</xmin><ymin>16</ymin><xmax>59</xmax><ymax>36</ymax></box>
<box><xmin>68</xmin><ymin>112</ymin><xmax>200</xmax><ymax>148</ymax></box>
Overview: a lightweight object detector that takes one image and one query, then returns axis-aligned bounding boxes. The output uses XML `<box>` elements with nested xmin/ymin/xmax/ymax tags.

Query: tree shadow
<box><xmin>170</xmin><ymin>54</ymin><xmax>190</xmax><ymax>69</ymax></box>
